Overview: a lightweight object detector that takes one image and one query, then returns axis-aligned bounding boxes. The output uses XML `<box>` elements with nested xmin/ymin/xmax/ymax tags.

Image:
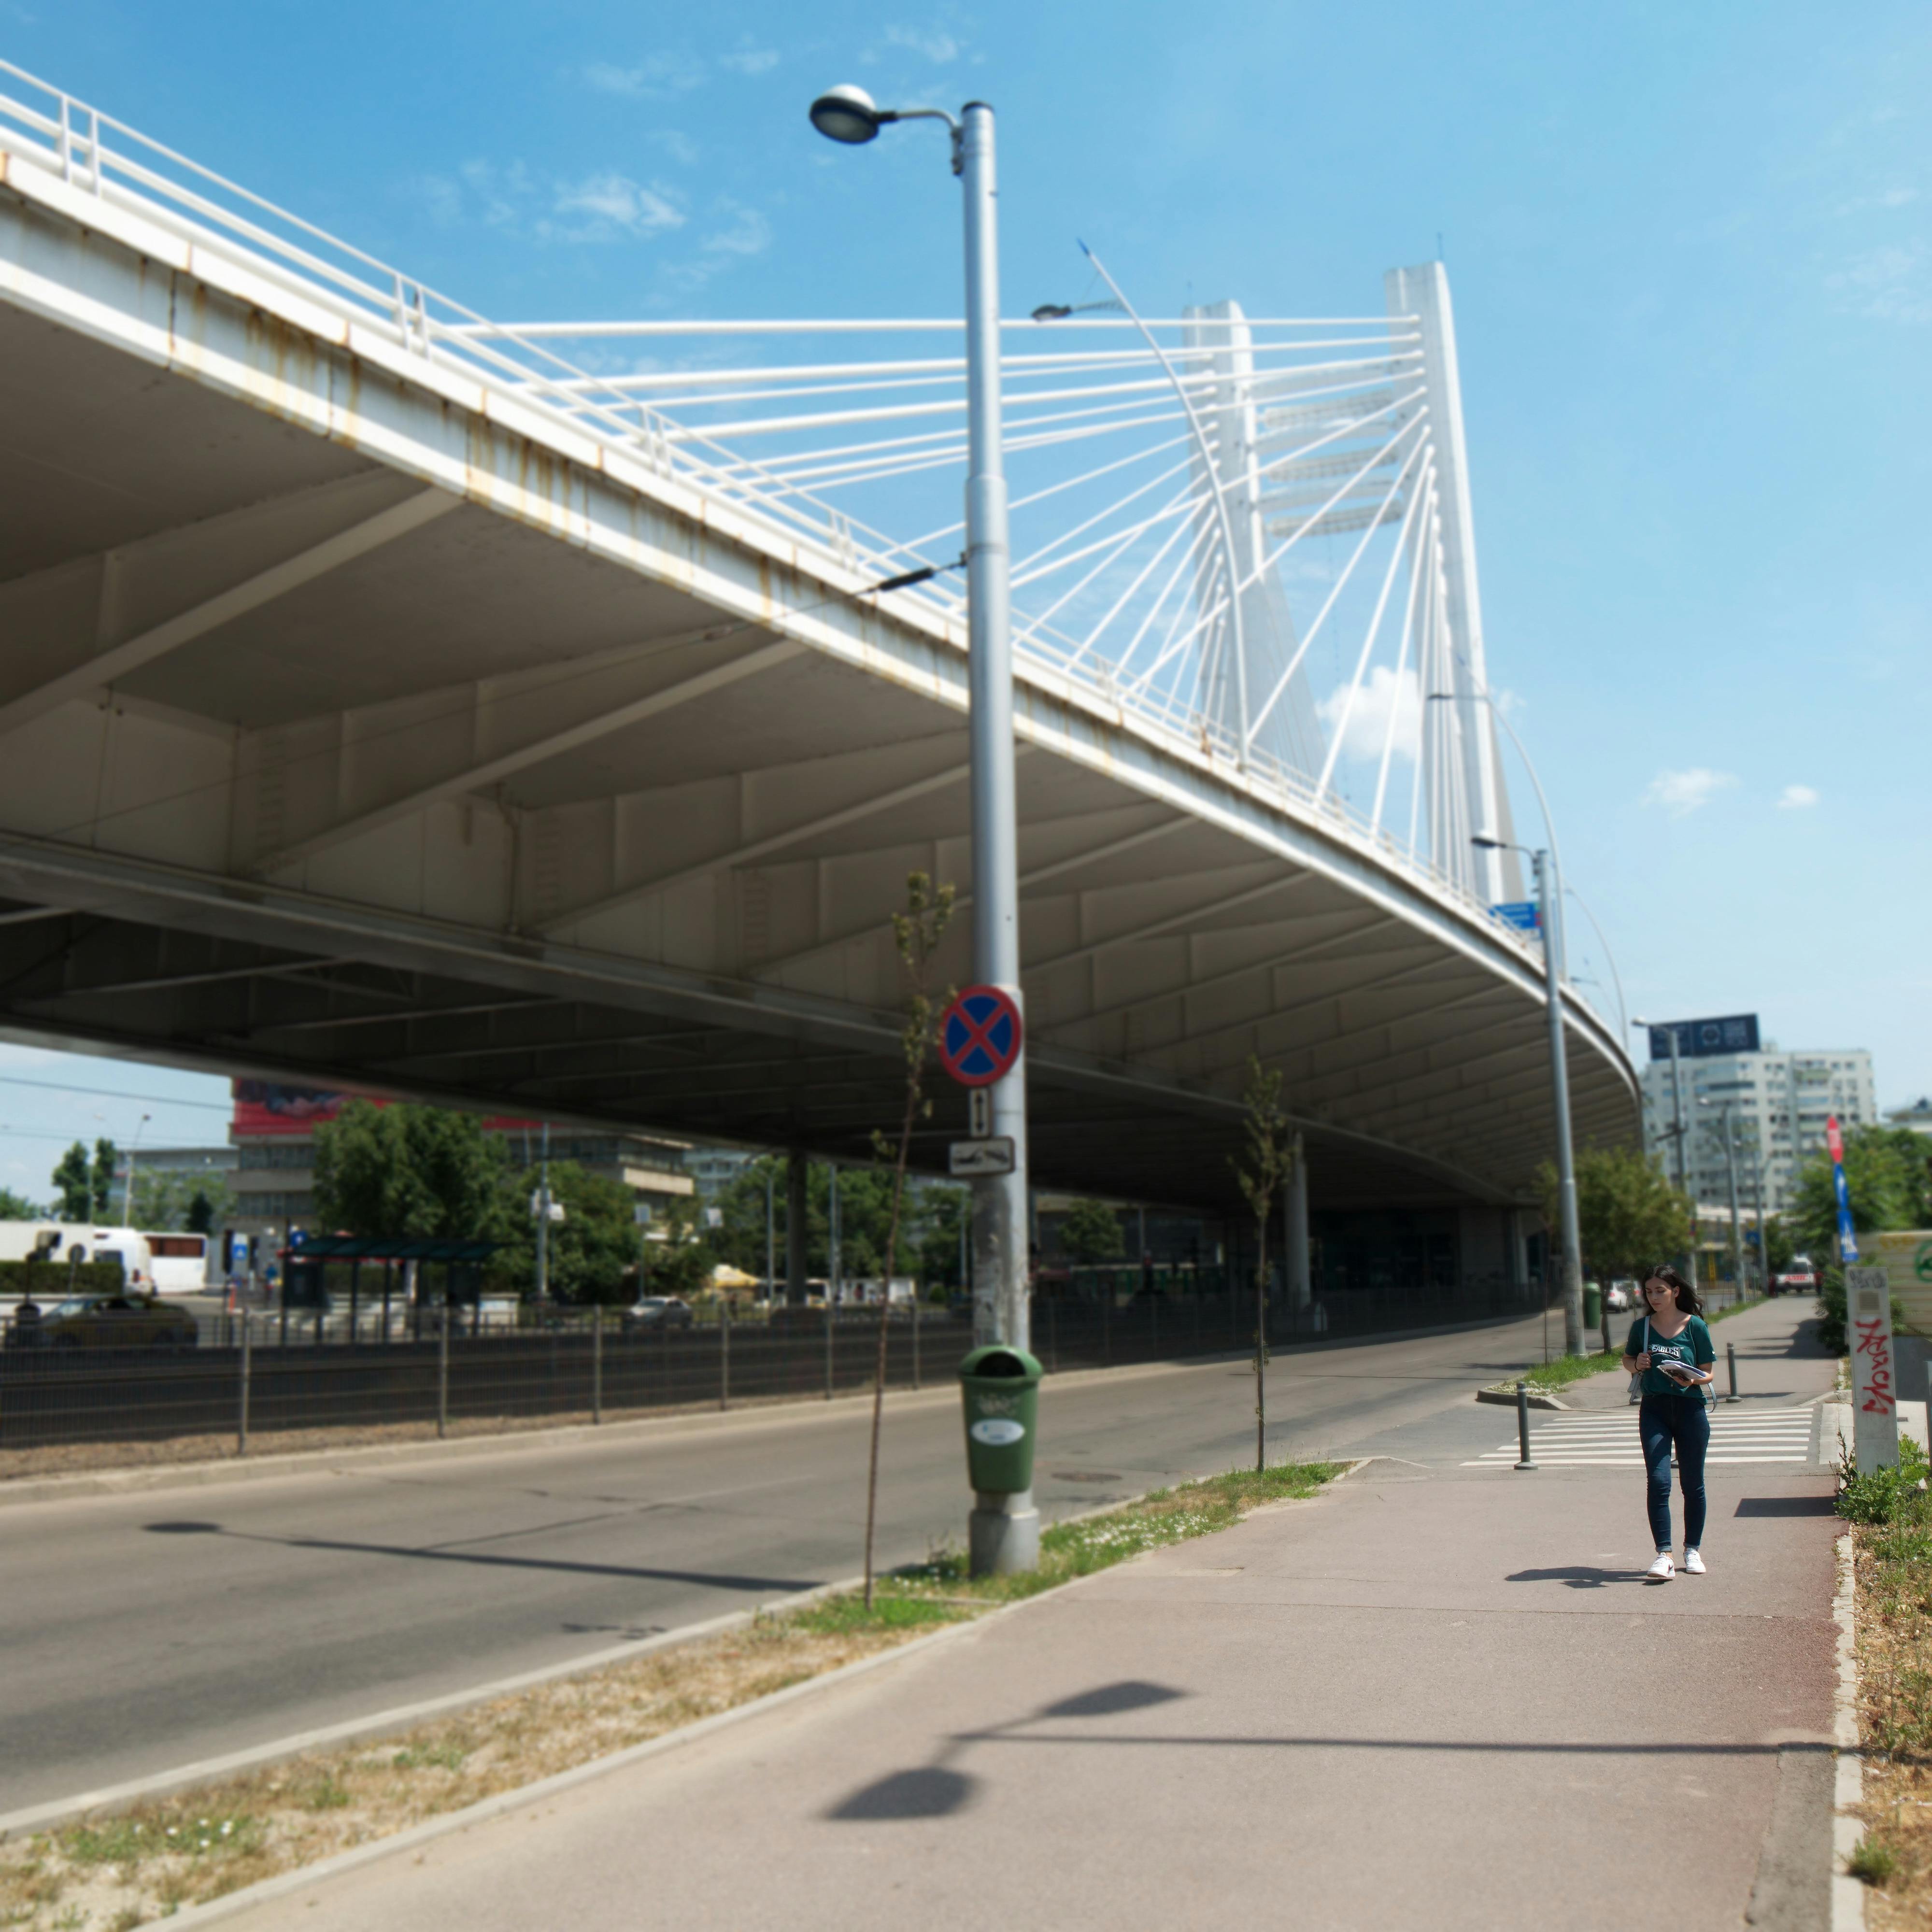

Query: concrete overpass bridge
<box><xmin>0</xmin><ymin>60</ymin><xmax>1636</xmax><ymax>1247</ymax></box>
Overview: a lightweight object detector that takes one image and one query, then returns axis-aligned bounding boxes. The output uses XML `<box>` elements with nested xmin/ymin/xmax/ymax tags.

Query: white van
<box><xmin>0</xmin><ymin>1222</ymin><xmax>156</xmax><ymax>1290</ymax></box>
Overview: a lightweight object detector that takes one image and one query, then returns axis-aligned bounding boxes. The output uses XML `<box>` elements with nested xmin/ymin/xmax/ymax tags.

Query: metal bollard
<box><xmin>1726</xmin><ymin>1341</ymin><xmax>1740</xmax><ymax>1404</ymax></box>
<box><xmin>592</xmin><ymin>1306</ymin><xmax>603</xmax><ymax>1425</ymax></box>
<box><xmin>824</xmin><ymin>1296</ymin><xmax>834</xmax><ymax>1400</ymax></box>
<box><xmin>1514</xmin><ymin>1379</ymin><xmax>1537</xmax><ymax>1471</ymax></box>
<box><xmin>719</xmin><ymin>1294</ymin><xmax>730</xmax><ymax>1411</ymax></box>
<box><xmin>237</xmin><ymin>1311</ymin><xmax>252</xmax><ymax>1457</ymax></box>
<box><xmin>437</xmin><ymin>1304</ymin><xmax>449</xmax><ymax>1440</ymax></box>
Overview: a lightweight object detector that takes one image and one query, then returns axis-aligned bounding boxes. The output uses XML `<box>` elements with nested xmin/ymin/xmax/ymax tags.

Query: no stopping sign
<box><xmin>938</xmin><ymin>985</ymin><xmax>1023</xmax><ymax>1087</ymax></box>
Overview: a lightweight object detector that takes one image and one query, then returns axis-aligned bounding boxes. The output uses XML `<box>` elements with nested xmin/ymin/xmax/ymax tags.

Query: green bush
<box><xmin>0</xmin><ymin>1258</ymin><xmax>125</xmax><ymax>1297</ymax></box>
<box><xmin>1816</xmin><ymin>1264</ymin><xmax>1846</xmax><ymax>1354</ymax></box>
<box><xmin>1837</xmin><ymin>1435</ymin><xmax>1932</xmax><ymax>1525</ymax></box>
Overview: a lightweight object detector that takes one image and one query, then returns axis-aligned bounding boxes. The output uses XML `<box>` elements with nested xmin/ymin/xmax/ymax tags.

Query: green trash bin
<box><xmin>1583</xmin><ymin>1282</ymin><xmax>1603</xmax><ymax>1330</ymax></box>
<box><xmin>959</xmin><ymin>1344</ymin><xmax>1043</xmax><ymax>1495</ymax></box>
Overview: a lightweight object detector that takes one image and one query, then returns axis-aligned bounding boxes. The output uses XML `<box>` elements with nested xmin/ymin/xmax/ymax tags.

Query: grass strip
<box><xmin>1842</xmin><ymin>1435</ymin><xmax>1932</xmax><ymax>1928</ymax></box>
<box><xmin>0</xmin><ymin>1460</ymin><xmax>1336</xmax><ymax>1931</ymax></box>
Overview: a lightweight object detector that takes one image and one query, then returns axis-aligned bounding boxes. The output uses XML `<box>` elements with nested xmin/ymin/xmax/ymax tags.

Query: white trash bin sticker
<box><xmin>969</xmin><ymin>1418</ymin><xmax>1026</xmax><ymax>1446</ymax></box>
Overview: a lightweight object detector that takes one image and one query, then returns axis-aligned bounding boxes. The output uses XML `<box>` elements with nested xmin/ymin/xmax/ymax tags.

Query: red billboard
<box><xmin>230</xmin><ymin>1080</ymin><xmax>541</xmax><ymax>1138</ymax></box>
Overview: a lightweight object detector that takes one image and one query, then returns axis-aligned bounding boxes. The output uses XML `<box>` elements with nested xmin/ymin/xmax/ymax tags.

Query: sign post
<box><xmin>1826</xmin><ymin>1114</ymin><xmax>1859</xmax><ymax>1264</ymax></box>
<box><xmin>1847</xmin><ymin>1265</ymin><xmax>1897</xmax><ymax>1473</ymax></box>
<box><xmin>938</xmin><ymin>985</ymin><xmax>1027</xmax><ymax>1347</ymax></box>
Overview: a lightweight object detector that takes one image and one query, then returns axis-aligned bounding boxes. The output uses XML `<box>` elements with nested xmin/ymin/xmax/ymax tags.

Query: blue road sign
<box><xmin>938</xmin><ymin>986</ymin><xmax>1023</xmax><ymax>1088</ymax></box>
<box><xmin>1490</xmin><ymin>901</ymin><xmax>1540</xmax><ymax>932</ymax></box>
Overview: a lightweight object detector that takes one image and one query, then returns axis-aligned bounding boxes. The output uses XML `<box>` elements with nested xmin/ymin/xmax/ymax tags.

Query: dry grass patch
<box><xmin>0</xmin><ymin>1459</ymin><xmax>1338</xmax><ymax>1930</ymax></box>
<box><xmin>1845</xmin><ymin>1443</ymin><xmax>1932</xmax><ymax>1927</ymax></box>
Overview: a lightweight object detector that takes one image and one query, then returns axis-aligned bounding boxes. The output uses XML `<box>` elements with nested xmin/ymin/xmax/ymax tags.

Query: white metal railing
<box><xmin>0</xmin><ymin>57</ymin><xmax>1590</xmax><ymax>1009</ymax></box>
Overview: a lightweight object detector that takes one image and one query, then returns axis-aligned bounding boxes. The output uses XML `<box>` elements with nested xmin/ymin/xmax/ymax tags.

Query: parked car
<box><xmin>1604</xmin><ymin>1281</ymin><xmax>1638</xmax><ymax>1313</ymax></box>
<box><xmin>621</xmin><ymin>1295</ymin><xmax>693</xmax><ymax>1331</ymax></box>
<box><xmin>9</xmin><ymin>1292</ymin><xmax>198</xmax><ymax>1350</ymax></box>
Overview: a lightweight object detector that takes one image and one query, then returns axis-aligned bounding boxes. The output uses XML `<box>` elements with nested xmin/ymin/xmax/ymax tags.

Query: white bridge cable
<box><xmin>1371</xmin><ymin>475</ymin><xmax>1438</xmax><ymax>834</ymax></box>
<box><xmin>1134</xmin><ymin>410</ymin><xmax>1425</xmax><ymax>710</ymax></box>
<box><xmin>1243</xmin><ymin>426</ymin><xmax>1432</xmax><ymax>752</ymax></box>
<box><xmin>1053</xmin><ymin>491</ymin><xmax>1219</xmax><ymax>676</ymax></box>
<box><xmin>1314</xmin><ymin>453</ymin><xmax>1436</xmax><ymax>804</ymax></box>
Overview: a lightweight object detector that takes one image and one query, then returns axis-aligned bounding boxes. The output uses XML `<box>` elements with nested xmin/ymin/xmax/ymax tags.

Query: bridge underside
<box><xmin>0</xmin><ymin>163</ymin><xmax>1637</xmax><ymax>1216</ymax></box>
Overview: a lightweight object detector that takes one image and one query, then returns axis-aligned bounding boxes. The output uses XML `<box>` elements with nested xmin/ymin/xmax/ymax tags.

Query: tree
<box><xmin>1789</xmin><ymin>1126</ymin><xmax>1932</xmax><ymax>1257</ymax></box>
<box><xmin>313</xmin><ymin>1101</ymin><xmax>510</xmax><ymax>1240</ymax></box>
<box><xmin>51</xmin><ymin>1142</ymin><xmax>91</xmax><ymax>1220</ymax></box>
<box><xmin>1059</xmin><ymin>1198</ymin><xmax>1125</xmax><ymax>1265</ymax></box>
<box><xmin>915</xmin><ymin>1184</ymin><xmax>970</xmax><ymax>1292</ymax></box>
<box><xmin>642</xmin><ymin>1193</ymin><xmax>715</xmax><ymax>1302</ymax></box>
<box><xmin>89</xmin><ymin>1139</ymin><xmax>117</xmax><ymax>1220</ymax></box>
<box><xmin>864</xmin><ymin>872</ymin><xmax>954</xmax><ymax>1606</ymax></box>
<box><xmin>493</xmin><ymin>1161</ymin><xmax>642</xmax><ymax>1304</ymax></box>
<box><xmin>0</xmin><ymin>1185</ymin><xmax>42</xmax><ymax>1219</ymax></box>
<box><xmin>53</xmin><ymin>1139</ymin><xmax>117</xmax><ymax>1220</ymax></box>
<box><xmin>1538</xmin><ymin>1146</ymin><xmax>1693</xmax><ymax>1352</ymax></box>
<box><xmin>129</xmin><ymin>1168</ymin><xmax>235</xmax><ymax>1233</ymax></box>
<box><xmin>1231</xmin><ymin>1055</ymin><xmax>1295</xmax><ymax>1474</ymax></box>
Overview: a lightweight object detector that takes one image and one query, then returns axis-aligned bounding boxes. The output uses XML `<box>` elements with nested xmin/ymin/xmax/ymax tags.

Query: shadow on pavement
<box><xmin>829</xmin><ymin>1768</ymin><xmax>978</xmax><ymax>1819</ymax></box>
<box><xmin>140</xmin><ymin>1518</ymin><xmax>818</xmax><ymax>1594</ymax></box>
<box><xmin>1735</xmin><ymin>1496</ymin><xmax>1838</xmax><ymax>1517</ymax></box>
<box><xmin>1504</xmin><ymin>1564</ymin><xmax>1650</xmax><ymax>1588</ymax></box>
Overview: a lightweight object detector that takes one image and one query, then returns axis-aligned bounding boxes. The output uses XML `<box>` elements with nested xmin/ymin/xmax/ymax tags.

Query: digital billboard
<box><xmin>1646</xmin><ymin>1014</ymin><xmax>1761</xmax><ymax>1062</ymax></box>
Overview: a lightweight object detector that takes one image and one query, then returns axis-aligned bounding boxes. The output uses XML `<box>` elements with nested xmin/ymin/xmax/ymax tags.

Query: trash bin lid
<box><xmin>960</xmin><ymin>1344</ymin><xmax>1042</xmax><ymax>1379</ymax></box>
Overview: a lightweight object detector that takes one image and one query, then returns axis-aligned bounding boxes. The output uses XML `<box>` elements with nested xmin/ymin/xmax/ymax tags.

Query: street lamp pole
<box><xmin>1633</xmin><ymin>1016</ymin><xmax>1698</xmax><ymax>1291</ymax></box>
<box><xmin>809</xmin><ymin>86</ymin><xmax>1028</xmax><ymax>1358</ymax></box>
<box><xmin>1478</xmin><ymin>836</ymin><xmax>1584</xmax><ymax>1354</ymax></box>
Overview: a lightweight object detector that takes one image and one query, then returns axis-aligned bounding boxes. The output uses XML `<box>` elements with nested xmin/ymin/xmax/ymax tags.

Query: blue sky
<box><xmin>0</xmin><ymin>1</ymin><xmax>1928</xmax><ymax>1193</ymax></box>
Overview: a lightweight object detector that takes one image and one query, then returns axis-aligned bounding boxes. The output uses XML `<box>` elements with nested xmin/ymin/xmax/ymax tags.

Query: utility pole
<box><xmin>535</xmin><ymin>1120</ymin><xmax>552</xmax><ymax>1301</ymax></box>
<box><xmin>1710</xmin><ymin>1101</ymin><xmax>1742</xmax><ymax>1296</ymax></box>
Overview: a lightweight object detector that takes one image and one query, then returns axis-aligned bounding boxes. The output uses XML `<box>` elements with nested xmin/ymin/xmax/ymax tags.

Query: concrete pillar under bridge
<box><xmin>785</xmin><ymin>1150</ymin><xmax>809</xmax><ymax>1305</ymax></box>
<box><xmin>1287</xmin><ymin>1134</ymin><xmax>1311</xmax><ymax>1314</ymax></box>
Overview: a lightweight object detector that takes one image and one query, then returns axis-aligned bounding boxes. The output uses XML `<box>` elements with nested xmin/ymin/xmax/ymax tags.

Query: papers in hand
<box><xmin>1654</xmin><ymin>1358</ymin><xmax>1705</xmax><ymax>1385</ymax></box>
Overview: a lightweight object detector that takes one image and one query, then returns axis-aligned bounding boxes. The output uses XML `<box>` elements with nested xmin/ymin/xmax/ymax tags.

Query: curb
<box><xmin>142</xmin><ymin>1465</ymin><xmax>1356</xmax><ymax>1928</ymax></box>
<box><xmin>1475</xmin><ymin>1385</ymin><xmax>1567</xmax><ymax>1410</ymax></box>
<box><xmin>1830</xmin><ymin>1527</ymin><xmax>1866</xmax><ymax>1931</ymax></box>
<box><xmin>0</xmin><ymin>1469</ymin><xmax>1183</xmax><ymax>1845</ymax></box>
<box><xmin>155</xmin><ymin>1607</ymin><xmax>1012</xmax><ymax>1931</ymax></box>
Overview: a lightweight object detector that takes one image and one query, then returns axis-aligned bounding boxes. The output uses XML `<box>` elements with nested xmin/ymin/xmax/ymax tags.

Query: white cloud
<box><xmin>553</xmin><ymin>172</ymin><xmax>687</xmax><ymax>240</ymax></box>
<box><xmin>1316</xmin><ymin>666</ymin><xmax>1422</xmax><ymax>765</ymax></box>
<box><xmin>719</xmin><ymin>40</ymin><xmax>780</xmax><ymax>76</ymax></box>
<box><xmin>703</xmin><ymin>202</ymin><xmax>772</xmax><ymax>258</ymax></box>
<box><xmin>649</xmin><ymin>130</ymin><xmax>700</xmax><ymax>167</ymax></box>
<box><xmin>1827</xmin><ymin>242</ymin><xmax>1932</xmax><ymax>324</ymax></box>
<box><xmin>1778</xmin><ymin>783</ymin><xmax>1821</xmax><ymax>810</ymax></box>
<box><xmin>882</xmin><ymin>23</ymin><xmax>962</xmax><ymax>62</ymax></box>
<box><xmin>582</xmin><ymin>54</ymin><xmax>705</xmax><ymax>99</ymax></box>
<box><xmin>1641</xmin><ymin>767</ymin><xmax>1738</xmax><ymax>817</ymax></box>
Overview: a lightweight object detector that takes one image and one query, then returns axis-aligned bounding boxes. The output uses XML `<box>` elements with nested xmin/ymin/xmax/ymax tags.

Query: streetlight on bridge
<box><xmin>809</xmin><ymin>85</ymin><xmax>1031</xmax><ymax>1359</ymax></box>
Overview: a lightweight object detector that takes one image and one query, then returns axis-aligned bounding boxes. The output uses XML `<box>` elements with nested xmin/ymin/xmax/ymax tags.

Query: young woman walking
<box><xmin>1621</xmin><ymin>1267</ymin><xmax>1716</xmax><ymax>1581</ymax></box>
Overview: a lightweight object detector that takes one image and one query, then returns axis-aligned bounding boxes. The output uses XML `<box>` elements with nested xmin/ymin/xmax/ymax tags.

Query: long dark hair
<box><xmin>1643</xmin><ymin>1264</ymin><xmax>1702</xmax><ymax>1317</ymax></box>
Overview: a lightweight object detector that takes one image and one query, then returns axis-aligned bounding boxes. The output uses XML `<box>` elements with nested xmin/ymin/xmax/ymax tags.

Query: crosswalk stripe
<box><xmin>1464</xmin><ymin>1407</ymin><xmax>1818</xmax><ymax>1467</ymax></box>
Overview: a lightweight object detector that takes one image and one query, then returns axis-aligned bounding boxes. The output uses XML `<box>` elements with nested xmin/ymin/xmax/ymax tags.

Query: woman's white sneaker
<box><xmin>1646</xmin><ymin>1552</ymin><xmax>1675</xmax><ymax>1582</ymax></box>
<box><xmin>1683</xmin><ymin>1548</ymin><xmax>1706</xmax><ymax>1575</ymax></box>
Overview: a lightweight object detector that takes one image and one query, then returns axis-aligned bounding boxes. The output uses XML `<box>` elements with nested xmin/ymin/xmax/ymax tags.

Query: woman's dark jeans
<box><xmin>1639</xmin><ymin>1394</ymin><xmax>1709</xmax><ymax>1551</ymax></box>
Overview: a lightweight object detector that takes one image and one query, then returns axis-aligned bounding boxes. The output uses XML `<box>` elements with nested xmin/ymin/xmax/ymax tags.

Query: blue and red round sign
<box><xmin>938</xmin><ymin>985</ymin><xmax>1023</xmax><ymax>1088</ymax></box>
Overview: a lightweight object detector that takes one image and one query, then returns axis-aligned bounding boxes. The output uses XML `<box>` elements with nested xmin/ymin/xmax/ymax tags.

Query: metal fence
<box><xmin>0</xmin><ymin>1277</ymin><xmax>1565</xmax><ymax>1454</ymax></box>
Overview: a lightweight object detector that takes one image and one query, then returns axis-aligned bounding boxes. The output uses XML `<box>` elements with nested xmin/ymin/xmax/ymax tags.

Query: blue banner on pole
<box><xmin>1834</xmin><ymin>1164</ymin><xmax>1860</xmax><ymax>1263</ymax></box>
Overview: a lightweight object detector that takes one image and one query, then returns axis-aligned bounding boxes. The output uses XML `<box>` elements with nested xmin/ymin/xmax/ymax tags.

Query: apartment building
<box><xmin>1640</xmin><ymin>1044</ymin><xmax>1876</xmax><ymax>1214</ymax></box>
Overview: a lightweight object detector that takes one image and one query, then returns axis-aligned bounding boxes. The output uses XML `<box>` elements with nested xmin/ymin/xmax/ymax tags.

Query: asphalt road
<box><xmin>0</xmin><ymin>1301</ymin><xmax>1829</xmax><ymax>1812</ymax></box>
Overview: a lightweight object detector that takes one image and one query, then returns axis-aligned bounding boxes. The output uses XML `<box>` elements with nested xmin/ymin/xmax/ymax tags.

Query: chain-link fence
<box><xmin>0</xmin><ymin>1274</ymin><xmax>1572</xmax><ymax>1455</ymax></box>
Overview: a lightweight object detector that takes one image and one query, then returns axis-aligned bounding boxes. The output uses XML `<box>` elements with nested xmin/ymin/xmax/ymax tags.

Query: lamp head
<box><xmin>810</xmin><ymin>85</ymin><xmax>887</xmax><ymax>144</ymax></box>
<box><xmin>1471</xmin><ymin>836</ymin><xmax>1506</xmax><ymax>851</ymax></box>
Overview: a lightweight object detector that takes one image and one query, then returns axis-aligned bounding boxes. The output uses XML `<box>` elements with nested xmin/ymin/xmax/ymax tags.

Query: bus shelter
<box><xmin>280</xmin><ymin>1235</ymin><xmax>502</xmax><ymax>1342</ymax></box>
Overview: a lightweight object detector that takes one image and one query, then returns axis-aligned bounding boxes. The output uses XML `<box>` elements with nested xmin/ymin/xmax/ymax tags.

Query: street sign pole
<box><xmin>959</xmin><ymin>102</ymin><xmax>1029</xmax><ymax>1360</ymax></box>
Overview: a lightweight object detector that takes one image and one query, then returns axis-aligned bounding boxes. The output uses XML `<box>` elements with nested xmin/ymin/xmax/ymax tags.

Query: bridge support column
<box><xmin>1286</xmin><ymin>1134</ymin><xmax>1310</xmax><ymax>1314</ymax></box>
<box><xmin>786</xmin><ymin>1149</ymin><xmax>809</xmax><ymax>1305</ymax></box>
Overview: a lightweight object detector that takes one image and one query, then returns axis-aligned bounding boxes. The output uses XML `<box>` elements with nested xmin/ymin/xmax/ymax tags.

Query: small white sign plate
<box><xmin>950</xmin><ymin>1137</ymin><xmax>1016</xmax><ymax>1178</ymax></box>
<box><xmin>969</xmin><ymin>1417</ymin><xmax>1026</xmax><ymax>1446</ymax></box>
<box><xmin>968</xmin><ymin>1088</ymin><xmax>993</xmax><ymax>1139</ymax></box>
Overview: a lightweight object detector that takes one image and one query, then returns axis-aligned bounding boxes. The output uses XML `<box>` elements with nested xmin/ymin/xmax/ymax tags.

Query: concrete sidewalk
<box><xmin>216</xmin><ymin>1437</ymin><xmax>1841</xmax><ymax>1929</ymax></box>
